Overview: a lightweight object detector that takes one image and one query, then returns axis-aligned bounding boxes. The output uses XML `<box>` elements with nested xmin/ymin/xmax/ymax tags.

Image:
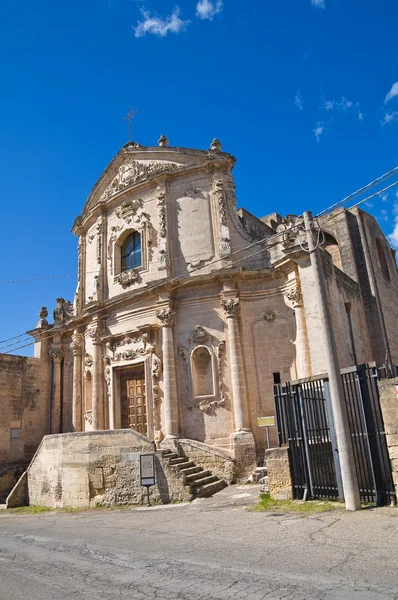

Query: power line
<box><xmin>317</xmin><ymin>165</ymin><xmax>398</xmax><ymax>217</ymax></box>
<box><xmin>5</xmin><ymin>243</ymin><xmax>274</xmax><ymax>355</ymax></box>
<box><xmin>0</xmin><ymin>332</ymin><xmax>31</xmax><ymax>345</ymax></box>
<box><xmin>0</xmin><ymin>337</ymin><xmax>32</xmax><ymax>351</ymax></box>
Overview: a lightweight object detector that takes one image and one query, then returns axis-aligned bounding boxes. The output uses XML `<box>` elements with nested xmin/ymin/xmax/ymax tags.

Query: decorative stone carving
<box><xmin>108</xmin><ymin>333</ymin><xmax>158</xmax><ymax>363</ymax></box>
<box><xmin>96</xmin><ymin>223</ymin><xmax>102</xmax><ymax>264</ymax></box>
<box><xmin>187</xmin><ymin>259</ymin><xmax>203</xmax><ymax>271</ymax></box>
<box><xmin>100</xmin><ymin>161</ymin><xmax>185</xmax><ymax>202</ymax></box>
<box><xmin>85</xmin><ymin>412</ymin><xmax>93</xmax><ymax>425</ymax></box>
<box><xmin>37</xmin><ymin>306</ymin><xmax>48</xmax><ymax>328</ymax></box>
<box><xmin>88</xmin><ymin>323</ymin><xmax>104</xmax><ymax>345</ymax></box>
<box><xmin>277</xmin><ymin>215</ymin><xmax>303</xmax><ymax>248</ymax></box>
<box><xmin>152</xmin><ymin>352</ymin><xmax>162</xmax><ymax>377</ymax></box>
<box><xmin>220</xmin><ymin>236</ymin><xmax>232</xmax><ymax>257</ymax></box>
<box><xmin>158</xmin><ymin>134</ymin><xmax>169</xmax><ymax>147</ymax></box>
<box><xmin>216</xmin><ymin>341</ymin><xmax>227</xmax><ymax>407</ymax></box>
<box><xmin>116</xmin><ymin>198</ymin><xmax>143</xmax><ymax>223</ymax></box>
<box><xmin>85</xmin><ymin>353</ymin><xmax>93</xmax><ymax>368</ymax></box>
<box><xmin>49</xmin><ymin>348</ymin><xmax>63</xmax><ymax>363</ymax></box>
<box><xmin>157</xmin><ymin>190</ymin><xmax>167</xmax><ymax>238</ymax></box>
<box><xmin>103</xmin><ymin>355</ymin><xmax>111</xmax><ymax>395</ymax></box>
<box><xmin>178</xmin><ymin>347</ymin><xmax>191</xmax><ymax>408</ymax></box>
<box><xmin>115</xmin><ymin>268</ymin><xmax>138</xmax><ymax>289</ymax></box>
<box><xmin>39</xmin><ymin>307</ymin><xmax>48</xmax><ymax>320</ymax></box>
<box><xmin>221</xmin><ymin>297</ymin><xmax>239</xmax><ymax>318</ymax></box>
<box><xmin>215</xmin><ymin>179</ymin><xmax>227</xmax><ymax>227</ymax></box>
<box><xmin>210</xmin><ymin>138</ymin><xmax>222</xmax><ymax>152</ymax></box>
<box><xmin>53</xmin><ymin>298</ymin><xmax>73</xmax><ymax>325</ymax></box>
<box><xmin>156</xmin><ymin>307</ymin><xmax>175</xmax><ymax>327</ymax></box>
<box><xmin>70</xmin><ymin>335</ymin><xmax>83</xmax><ymax>356</ymax></box>
<box><xmin>189</xmin><ymin>325</ymin><xmax>210</xmax><ymax>344</ymax></box>
<box><xmin>184</xmin><ymin>187</ymin><xmax>200</xmax><ymax>197</ymax></box>
<box><xmin>110</xmin><ymin>225</ymin><xmax>123</xmax><ymax>243</ymax></box>
<box><xmin>156</xmin><ymin>187</ymin><xmax>168</xmax><ymax>271</ymax></box>
<box><xmin>285</xmin><ymin>287</ymin><xmax>303</xmax><ymax>307</ymax></box>
<box><xmin>264</xmin><ymin>311</ymin><xmax>276</xmax><ymax>322</ymax></box>
<box><xmin>179</xmin><ymin>330</ymin><xmax>228</xmax><ymax>414</ymax></box>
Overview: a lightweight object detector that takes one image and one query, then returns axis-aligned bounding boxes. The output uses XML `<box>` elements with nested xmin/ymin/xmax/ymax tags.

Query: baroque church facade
<box><xmin>2</xmin><ymin>136</ymin><xmax>398</xmax><ymax>476</ymax></box>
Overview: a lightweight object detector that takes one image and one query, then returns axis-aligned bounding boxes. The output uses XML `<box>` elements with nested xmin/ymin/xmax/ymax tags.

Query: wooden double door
<box><xmin>120</xmin><ymin>366</ymin><xmax>147</xmax><ymax>434</ymax></box>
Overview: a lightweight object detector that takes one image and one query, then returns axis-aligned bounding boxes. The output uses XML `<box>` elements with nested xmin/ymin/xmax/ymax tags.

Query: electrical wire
<box><xmin>5</xmin><ymin>243</ymin><xmax>273</xmax><ymax>355</ymax></box>
<box><xmin>317</xmin><ymin>165</ymin><xmax>398</xmax><ymax>217</ymax></box>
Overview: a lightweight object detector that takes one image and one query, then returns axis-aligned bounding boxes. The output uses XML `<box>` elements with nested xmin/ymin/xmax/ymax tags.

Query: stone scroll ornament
<box><xmin>157</xmin><ymin>187</ymin><xmax>169</xmax><ymax>271</ymax></box>
<box><xmin>214</xmin><ymin>179</ymin><xmax>232</xmax><ymax>259</ymax></box>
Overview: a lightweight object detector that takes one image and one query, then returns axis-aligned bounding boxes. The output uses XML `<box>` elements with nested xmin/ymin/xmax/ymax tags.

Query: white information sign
<box><xmin>140</xmin><ymin>453</ymin><xmax>155</xmax><ymax>487</ymax></box>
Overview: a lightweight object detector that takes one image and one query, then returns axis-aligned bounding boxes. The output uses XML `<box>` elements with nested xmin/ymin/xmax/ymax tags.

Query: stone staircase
<box><xmin>248</xmin><ymin>465</ymin><xmax>269</xmax><ymax>493</ymax></box>
<box><xmin>163</xmin><ymin>450</ymin><xmax>228</xmax><ymax>498</ymax></box>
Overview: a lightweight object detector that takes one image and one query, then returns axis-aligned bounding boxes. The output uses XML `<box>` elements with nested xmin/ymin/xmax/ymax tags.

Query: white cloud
<box><xmin>313</xmin><ymin>122</ymin><xmax>326</xmax><ymax>142</ymax></box>
<box><xmin>387</xmin><ymin>202</ymin><xmax>398</xmax><ymax>248</ymax></box>
<box><xmin>384</xmin><ymin>82</ymin><xmax>398</xmax><ymax>103</ymax></box>
<box><xmin>294</xmin><ymin>91</ymin><xmax>303</xmax><ymax>110</ymax></box>
<box><xmin>196</xmin><ymin>0</ymin><xmax>223</xmax><ymax>20</ymax></box>
<box><xmin>382</xmin><ymin>110</ymin><xmax>398</xmax><ymax>126</ymax></box>
<box><xmin>380</xmin><ymin>209</ymin><xmax>389</xmax><ymax>222</ymax></box>
<box><xmin>311</xmin><ymin>0</ymin><xmax>326</xmax><ymax>8</ymax></box>
<box><xmin>134</xmin><ymin>7</ymin><xmax>189</xmax><ymax>38</ymax></box>
<box><xmin>322</xmin><ymin>96</ymin><xmax>363</xmax><ymax>121</ymax></box>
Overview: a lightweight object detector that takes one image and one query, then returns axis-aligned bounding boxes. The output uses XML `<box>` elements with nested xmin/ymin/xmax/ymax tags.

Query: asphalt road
<box><xmin>0</xmin><ymin>486</ymin><xmax>398</xmax><ymax>600</ymax></box>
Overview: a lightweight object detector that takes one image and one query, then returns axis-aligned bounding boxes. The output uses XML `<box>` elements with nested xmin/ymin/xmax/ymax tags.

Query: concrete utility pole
<box><xmin>303</xmin><ymin>211</ymin><xmax>361</xmax><ymax>511</ymax></box>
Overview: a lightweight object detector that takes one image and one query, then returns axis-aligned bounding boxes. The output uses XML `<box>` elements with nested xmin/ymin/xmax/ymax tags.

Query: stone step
<box><xmin>184</xmin><ymin>470</ymin><xmax>211</xmax><ymax>484</ymax></box>
<box><xmin>196</xmin><ymin>479</ymin><xmax>228</xmax><ymax>498</ymax></box>
<box><xmin>163</xmin><ymin>451</ymin><xmax>179</xmax><ymax>461</ymax></box>
<box><xmin>173</xmin><ymin>461</ymin><xmax>195</xmax><ymax>471</ymax></box>
<box><xmin>190</xmin><ymin>475</ymin><xmax>219</xmax><ymax>488</ymax></box>
<box><xmin>179</xmin><ymin>465</ymin><xmax>202</xmax><ymax>476</ymax></box>
<box><xmin>169</xmin><ymin>457</ymin><xmax>189</xmax><ymax>465</ymax></box>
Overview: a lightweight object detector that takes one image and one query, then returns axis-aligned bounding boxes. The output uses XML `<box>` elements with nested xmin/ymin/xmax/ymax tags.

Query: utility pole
<box><xmin>303</xmin><ymin>211</ymin><xmax>361</xmax><ymax>511</ymax></box>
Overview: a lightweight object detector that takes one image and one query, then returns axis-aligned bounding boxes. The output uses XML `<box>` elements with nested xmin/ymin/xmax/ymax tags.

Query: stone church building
<box><xmin>1</xmin><ymin>136</ymin><xmax>398</xmax><ymax>482</ymax></box>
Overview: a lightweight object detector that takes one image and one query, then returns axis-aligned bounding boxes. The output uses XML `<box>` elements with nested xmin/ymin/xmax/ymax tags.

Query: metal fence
<box><xmin>274</xmin><ymin>364</ymin><xmax>395</xmax><ymax>506</ymax></box>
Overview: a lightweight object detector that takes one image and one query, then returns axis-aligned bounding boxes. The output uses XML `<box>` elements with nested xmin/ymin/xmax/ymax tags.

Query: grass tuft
<box><xmin>7</xmin><ymin>505</ymin><xmax>53</xmax><ymax>514</ymax></box>
<box><xmin>249</xmin><ymin>493</ymin><xmax>344</xmax><ymax>514</ymax></box>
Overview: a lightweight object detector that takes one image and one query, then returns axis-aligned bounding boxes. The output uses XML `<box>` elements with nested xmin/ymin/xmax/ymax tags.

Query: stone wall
<box><xmin>378</xmin><ymin>378</ymin><xmax>398</xmax><ymax>497</ymax></box>
<box><xmin>264</xmin><ymin>447</ymin><xmax>292</xmax><ymax>500</ymax></box>
<box><xmin>177</xmin><ymin>438</ymin><xmax>235</xmax><ymax>483</ymax></box>
<box><xmin>0</xmin><ymin>354</ymin><xmax>45</xmax><ymax>466</ymax></box>
<box><xmin>24</xmin><ymin>429</ymin><xmax>191</xmax><ymax>509</ymax></box>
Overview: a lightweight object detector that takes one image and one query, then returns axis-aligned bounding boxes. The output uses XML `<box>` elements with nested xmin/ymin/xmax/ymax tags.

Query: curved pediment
<box><xmin>80</xmin><ymin>143</ymin><xmax>235</xmax><ymax>220</ymax></box>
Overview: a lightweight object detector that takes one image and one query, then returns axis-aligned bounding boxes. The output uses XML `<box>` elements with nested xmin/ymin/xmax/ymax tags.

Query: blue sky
<box><xmin>1</xmin><ymin>0</ymin><xmax>398</xmax><ymax>356</ymax></box>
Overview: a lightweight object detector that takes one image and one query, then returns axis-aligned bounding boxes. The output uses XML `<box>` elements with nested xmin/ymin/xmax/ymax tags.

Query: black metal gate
<box><xmin>274</xmin><ymin>364</ymin><xmax>395</xmax><ymax>505</ymax></box>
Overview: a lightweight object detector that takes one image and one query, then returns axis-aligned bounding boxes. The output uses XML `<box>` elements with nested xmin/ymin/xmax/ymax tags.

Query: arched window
<box><xmin>192</xmin><ymin>346</ymin><xmax>214</xmax><ymax>397</ymax></box>
<box><xmin>85</xmin><ymin>371</ymin><xmax>92</xmax><ymax>412</ymax></box>
<box><xmin>121</xmin><ymin>232</ymin><xmax>141</xmax><ymax>272</ymax></box>
<box><xmin>376</xmin><ymin>239</ymin><xmax>390</xmax><ymax>280</ymax></box>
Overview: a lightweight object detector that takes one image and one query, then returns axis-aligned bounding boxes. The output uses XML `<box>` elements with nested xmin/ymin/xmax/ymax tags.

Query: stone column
<box><xmin>89</xmin><ymin>325</ymin><xmax>104</xmax><ymax>431</ymax></box>
<box><xmin>221</xmin><ymin>294</ymin><xmax>256</xmax><ymax>480</ymax></box>
<box><xmin>70</xmin><ymin>333</ymin><xmax>83</xmax><ymax>432</ymax></box>
<box><xmin>156</xmin><ymin>306</ymin><xmax>178</xmax><ymax>440</ymax></box>
<box><xmin>286</xmin><ymin>287</ymin><xmax>312</xmax><ymax>379</ymax></box>
<box><xmin>221</xmin><ymin>297</ymin><xmax>249</xmax><ymax>431</ymax></box>
<box><xmin>49</xmin><ymin>348</ymin><xmax>63</xmax><ymax>434</ymax></box>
